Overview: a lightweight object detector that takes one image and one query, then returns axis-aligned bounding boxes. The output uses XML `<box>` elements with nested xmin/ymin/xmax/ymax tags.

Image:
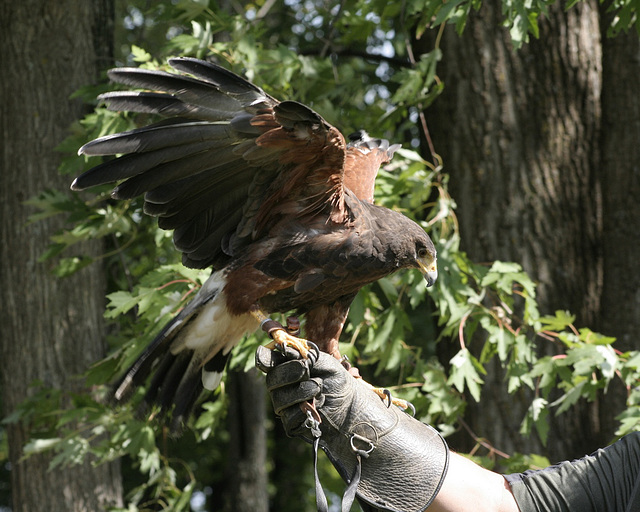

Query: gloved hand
<box><xmin>255</xmin><ymin>346</ymin><xmax>449</xmax><ymax>512</ymax></box>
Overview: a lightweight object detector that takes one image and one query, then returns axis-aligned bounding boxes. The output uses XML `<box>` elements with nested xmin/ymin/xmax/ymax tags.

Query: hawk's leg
<box><xmin>251</xmin><ymin>310</ymin><xmax>412</xmax><ymax>411</ymax></box>
<box><xmin>251</xmin><ymin>310</ymin><xmax>316</xmax><ymax>359</ymax></box>
<box><xmin>340</xmin><ymin>356</ymin><xmax>415</xmax><ymax>413</ymax></box>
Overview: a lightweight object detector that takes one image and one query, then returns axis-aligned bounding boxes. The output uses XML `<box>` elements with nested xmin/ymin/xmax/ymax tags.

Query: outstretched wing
<box><xmin>72</xmin><ymin>58</ymin><xmax>397</xmax><ymax>268</ymax></box>
<box><xmin>344</xmin><ymin>130</ymin><xmax>401</xmax><ymax>204</ymax></box>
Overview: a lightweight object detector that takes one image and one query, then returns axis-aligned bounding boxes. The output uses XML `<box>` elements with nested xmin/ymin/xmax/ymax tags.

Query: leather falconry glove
<box><xmin>255</xmin><ymin>346</ymin><xmax>449</xmax><ymax>512</ymax></box>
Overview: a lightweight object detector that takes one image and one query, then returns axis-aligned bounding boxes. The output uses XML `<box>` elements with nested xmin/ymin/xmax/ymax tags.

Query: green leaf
<box><xmin>51</xmin><ymin>256</ymin><xmax>94</xmax><ymax>277</ymax></box>
<box><xmin>105</xmin><ymin>290</ymin><xmax>140</xmax><ymax>318</ymax></box>
<box><xmin>23</xmin><ymin>437</ymin><xmax>62</xmax><ymax>455</ymax></box>
<box><xmin>520</xmin><ymin>397</ymin><xmax>549</xmax><ymax>444</ymax></box>
<box><xmin>578</xmin><ymin>328</ymin><xmax>616</xmax><ymax>345</ymax></box>
<box><xmin>479</xmin><ymin>315</ymin><xmax>513</xmax><ymax>362</ymax></box>
<box><xmin>502</xmin><ymin>452</ymin><xmax>550</xmax><ymax>473</ymax></box>
<box><xmin>551</xmin><ymin>380</ymin><xmax>588</xmax><ymax>415</ymax></box>
<box><xmin>131</xmin><ymin>45</ymin><xmax>152</xmax><ymax>63</ymax></box>
<box><xmin>530</xmin><ymin>356</ymin><xmax>559</xmax><ymax>393</ymax></box>
<box><xmin>615</xmin><ymin>406</ymin><xmax>640</xmax><ymax>436</ymax></box>
<box><xmin>433</xmin><ymin>0</ymin><xmax>468</xmax><ymax>26</ymax></box>
<box><xmin>49</xmin><ymin>437</ymin><xmax>90</xmax><ymax>469</ymax></box>
<box><xmin>366</xmin><ymin>309</ymin><xmax>397</xmax><ymax>353</ymax></box>
<box><xmin>377</xmin><ymin>277</ymin><xmax>399</xmax><ymax>303</ymax></box>
<box><xmin>539</xmin><ymin>310</ymin><xmax>576</xmax><ymax>332</ymax></box>
<box><xmin>448</xmin><ymin>348</ymin><xmax>485</xmax><ymax>401</ymax></box>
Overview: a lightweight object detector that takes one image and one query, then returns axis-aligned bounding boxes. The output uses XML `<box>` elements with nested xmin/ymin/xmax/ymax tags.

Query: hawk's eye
<box><xmin>417</xmin><ymin>247</ymin><xmax>429</xmax><ymax>258</ymax></box>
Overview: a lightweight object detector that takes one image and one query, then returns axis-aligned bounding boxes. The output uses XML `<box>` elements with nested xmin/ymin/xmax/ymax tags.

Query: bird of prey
<box><xmin>72</xmin><ymin>57</ymin><xmax>437</xmax><ymax>427</ymax></box>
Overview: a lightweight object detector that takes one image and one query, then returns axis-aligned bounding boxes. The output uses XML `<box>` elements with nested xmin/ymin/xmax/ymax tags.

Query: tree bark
<box><xmin>598</xmin><ymin>13</ymin><xmax>640</xmax><ymax>352</ymax></box>
<box><xmin>416</xmin><ymin>0</ymin><xmax>604</xmax><ymax>460</ymax></box>
<box><xmin>596</xmin><ymin>6</ymin><xmax>640</xmax><ymax>436</ymax></box>
<box><xmin>0</xmin><ymin>1</ymin><xmax>122</xmax><ymax>511</ymax></box>
<box><xmin>222</xmin><ymin>369</ymin><xmax>268</xmax><ymax>512</ymax></box>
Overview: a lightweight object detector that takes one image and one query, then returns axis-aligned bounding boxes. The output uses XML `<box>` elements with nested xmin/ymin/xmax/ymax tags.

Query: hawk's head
<box><xmin>414</xmin><ymin>235</ymin><xmax>438</xmax><ymax>287</ymax></box>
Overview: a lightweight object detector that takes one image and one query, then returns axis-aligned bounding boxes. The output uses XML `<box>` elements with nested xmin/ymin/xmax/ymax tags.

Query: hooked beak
<box><xmin>417</xmin><ymin>257</ymin><xmax>438</xmax><ymax>288</ymax></box>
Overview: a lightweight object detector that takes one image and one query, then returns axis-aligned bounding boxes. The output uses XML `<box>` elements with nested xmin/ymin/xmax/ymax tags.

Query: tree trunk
<box><xmin>598</xmin><ymin>14</ymin><xmax>640</xmax><ymax>352</ymax></box>
<box><xmin>596</xmin><ymin>7</ymin><xmax>640</xmax><ymax>436</ymax></box>
<box><xmin>222</xmin><ymin>368</ymin><xmax>268</xmax><ymax>512</ymax></box>
<box><xmin>271</xmin><ymin>421</ymin><xmax>315</xmax><ymax>512</ymax></box>
<box><xmin>0</xmin><ymin>1</ymin><xmax>122</xmax><ymax>511</ymax></box>
<box><xmin>416</xmin><ymin>0</ymin><xmax>603</xmax><ymax>460</ymax></box>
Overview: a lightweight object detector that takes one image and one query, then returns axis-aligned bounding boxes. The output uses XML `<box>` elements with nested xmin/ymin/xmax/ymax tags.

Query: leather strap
<box><xmin>305</xmin><ymin>401</ymin><xmax>365</xmax><ymax>512</ymax></box>
<box><xmin>312</xmin><ymin>436</ymin><xmax>329</xmax><ymax>512</ymax></box>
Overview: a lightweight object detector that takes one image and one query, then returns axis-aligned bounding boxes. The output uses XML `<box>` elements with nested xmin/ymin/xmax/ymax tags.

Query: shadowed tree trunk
<box><xmin>416</xmin><ymin>0</ymin><xmax>604</xmax><ymax>460</ymax></box>
<box><xmin>596</xmin><ymin>6</ymin><xmax>640</xmax><ymax>437</ymax></box>
<box><xmin>0</xmin><ymin>1</ymin><xmax>123</xmax><ymax>510</ymax></box>
<box><xmin>271</xmin><ymin>419</ymin><xmax>316</xmax><ymax>512</ymax></box>
<box><xmin>222</xmin><ymin>368</ymin><xmax>268</xmax><ymax>512</ymax></box>
<box><xmin>597</xmin><ymin>12</ymin><xmax>640</xmax><ymax>352</ymax></box>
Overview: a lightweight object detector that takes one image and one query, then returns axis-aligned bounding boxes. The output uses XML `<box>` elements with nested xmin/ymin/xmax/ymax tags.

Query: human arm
<box><xmin>429</xmin><ymin>452</ymin><xmax>519</xmax><ymax>512</ymax></box>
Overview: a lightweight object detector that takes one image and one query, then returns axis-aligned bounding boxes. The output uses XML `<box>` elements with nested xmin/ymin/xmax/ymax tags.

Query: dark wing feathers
<box><xmin>97</xmin><ymin>91</ymin><xmax>235</xmax><ymax>120</ymax></box>
<box><xmin>273</xmin><ymin>100</ymin><xmax>325</xmax><ymax>126</ymax></box>
<box><xmin>73</xmin><ymin>58</ymin><xmax>400</xmax><ymax>270</ymax></box>
<box><xmin>116</xmin><ymin>143</ymin><xmax>242</xmax><ymax>201</ymax></box>
<box><xmin>81</xmin><ymin>122</ymin><xmax>231</xmax><ymax>156</ymax></box>
<box><xmin>145</xmin><ymin>160</ymin><xmax>250</xmax><ymax>236</ymax></box>
<box><xmin>168</xmin><ymin>57</ymin><xmax>265</xmax><ymax>97</ymax></box>
<box><xmin>106</xmin><ymin>66</ymin><xmax>252</xmax><ymax>110</ymax></box>
<box><xmin>178</xmin><ymin>211</ymin><xmax>243</xmax><ymax>268</ymax></box>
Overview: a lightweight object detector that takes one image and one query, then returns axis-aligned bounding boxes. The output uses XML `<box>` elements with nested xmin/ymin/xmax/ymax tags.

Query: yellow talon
<box><xmin>265</xmin><ymin>329</ymin><xmax>312</xmax><ymax>359</ymax></box>
<box><xmin>251</xmin><ymin>309</ymin><xmax>314</xmax><ymax>359</ymax></box>
<box><xmin>360</xmin><ymin>381</ymin><xmax>416</xmax><ymax>414</ymax></box>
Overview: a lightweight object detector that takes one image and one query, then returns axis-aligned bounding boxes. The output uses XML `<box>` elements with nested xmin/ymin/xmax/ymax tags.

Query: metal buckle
<box><xmin>349</xmin><ymin>433</ymin><xmax>375</xmax><ymax>457</ymax></box>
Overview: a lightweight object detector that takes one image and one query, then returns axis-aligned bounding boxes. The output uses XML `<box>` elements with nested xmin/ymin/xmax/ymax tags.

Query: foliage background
<box><xmin>1</xmin><ymin>0</ymin><xmax>639</xmax><ymax>510</ymax></box>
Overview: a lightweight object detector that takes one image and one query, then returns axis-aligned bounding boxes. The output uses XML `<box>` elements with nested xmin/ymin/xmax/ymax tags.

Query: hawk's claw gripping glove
<box><xmin>255</xmin><ymin>345</ymin><xmax>449</xmax><ymax>512</ymax></box>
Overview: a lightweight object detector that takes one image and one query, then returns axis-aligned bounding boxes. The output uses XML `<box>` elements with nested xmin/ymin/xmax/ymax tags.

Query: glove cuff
<box><xmin>318</xmin><ymin>378</ymin><xmax>449</xmax><ymax>512</ymax></box>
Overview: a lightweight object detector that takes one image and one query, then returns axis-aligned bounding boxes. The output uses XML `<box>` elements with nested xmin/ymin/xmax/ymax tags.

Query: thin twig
<box><xmin>255</xmin><ymin>0</ymin><xmax>277</xmax><ymax>19</ymax></box>
<box><xmin>320</xmin><ymin>0</ymin><xmax>348</xmax><ymax>59</ymax></box>
<box><xmin>459</xmin><ymin>418</ymin><xmax>511</xmax><ymax>459</ymax></box>
<box><xmin>459</xmin><ymin>312</ymin><xmax>470</xmax><ymax>350</ymax></box>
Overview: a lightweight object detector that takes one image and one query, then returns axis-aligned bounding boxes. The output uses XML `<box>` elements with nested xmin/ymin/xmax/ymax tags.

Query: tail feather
<box><xmin>170</xmin><ymin>351</ymin><xmax>231</xmax><ymax>429</ymax></box>
<box><xmin>110</xmin><ymin>271</ymin><xmax>258</xmax><ymax>430</ymax></box>
<box><xmin>154</xmin><ymin>351</ymin><xmax>193</xmax><ymax>411</ymax></box>
<box><xmin>138</xmin><ymin>351</ymin><xmax>176</xmax><ymax>405</ymax></box>
<box><xmin>202</xmin><ymin>350</ymin><xmax>231</xmax><ymax>391</ymax></box>
<box><xmin>111</xmin><ymin>310</ymin><xmax>193</xmax><ymax>403</ymax></box>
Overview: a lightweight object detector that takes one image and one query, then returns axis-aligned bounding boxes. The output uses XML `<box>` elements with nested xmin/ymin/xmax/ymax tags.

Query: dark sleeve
<box><xmin>504</xmin><ymin>432</ymin><xmax>640</xmax><ymax>512</ymax></box>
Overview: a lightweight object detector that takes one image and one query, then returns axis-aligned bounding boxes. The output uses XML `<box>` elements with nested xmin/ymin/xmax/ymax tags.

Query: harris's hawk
<box><xmin>72</xmin><ymin>58</ymin><xmax>437</xmax><ymax>427</ymax></box>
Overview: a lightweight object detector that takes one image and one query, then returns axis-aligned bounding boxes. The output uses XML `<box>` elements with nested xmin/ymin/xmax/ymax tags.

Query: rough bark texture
<box><xmin>596</xmin><ymin>8</ymin><xmax>640</xmax><ymax>436</ymax></box>
<box><xmin>0</xmin><ymin>1</ymin><xmax>122</xmax><ymax>510</ymax></box>
<box><xmin>598</xmin><ymin>17</ymin><xmax>640</xmax><ymax>351</ymax></box>
<box><xmin>416</xmin><ymin>0</ymin><xmax>604</xmax><ymax>459</ymax></box>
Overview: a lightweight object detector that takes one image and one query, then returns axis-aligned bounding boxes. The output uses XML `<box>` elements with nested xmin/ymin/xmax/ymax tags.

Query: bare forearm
<box><xmin>428</xmin><ymin>452</ymin><xmax>520</xmax><ymax>512</ymax></box>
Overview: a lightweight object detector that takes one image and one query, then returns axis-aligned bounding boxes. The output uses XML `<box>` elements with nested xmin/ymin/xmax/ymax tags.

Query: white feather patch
<box><xmin>202</xmin><ymin>369</ymin><xmax>224</xmax><ymax>391</ymax></box>
<box><xmin>167</xmin><ymin>270</ymin><xmax>260</xmax><ymax>390</ymax></box>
